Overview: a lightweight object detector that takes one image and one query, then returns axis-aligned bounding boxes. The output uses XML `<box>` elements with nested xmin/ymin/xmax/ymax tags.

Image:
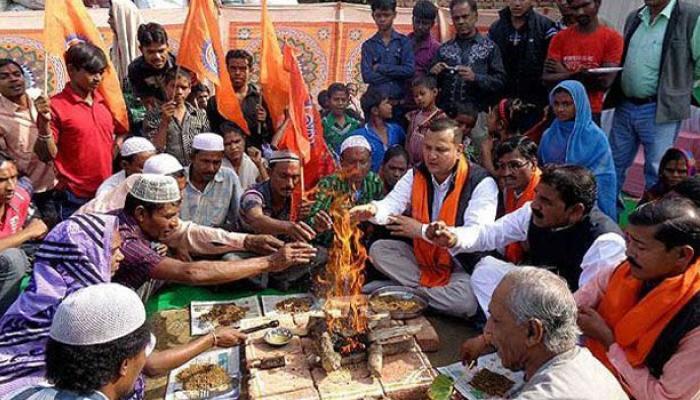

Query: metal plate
<box><xmin>264</xmin><ymin>327</ymin><xmax>293</xmax><ymax>347</ymax></box>
<box><xmin>369</xmin><ymin>286</ymin><xmax>429</xmax><ymax>319</ymax></box>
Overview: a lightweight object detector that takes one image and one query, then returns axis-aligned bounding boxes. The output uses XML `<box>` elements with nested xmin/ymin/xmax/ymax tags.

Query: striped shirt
<box><xmin>7</xmin><ymin>386</ymin><xmax>108</xmax><ymax>400</ymax></box>
<box><xmin>111</xmin><ymin>210</ymin><xmax>165</xmax><ymax>290</ymax></box>
<box><xmin>143</xmin><ymin>103</ymin><xmax>210</xmax><ymax>166</ymax></box>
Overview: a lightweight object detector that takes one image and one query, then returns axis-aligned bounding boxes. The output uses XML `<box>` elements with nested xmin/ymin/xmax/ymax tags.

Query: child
<box><xmin>481</xmin><ymin>98</ymin><xmax>537</xmax><ymax>176</ymax></box>
<box><xmin>640</xmin><ymin>148</ymin><xmax>696</xmax><ymax>205</ymax></box>
<box><xmin>322</xmin><ymin>83</ymin><xmax>362</xmax><ymax>157</ymax></box>
<box><xmin>188</xmin><ymin>83</ymin><xmax>210</xmax><ymax>110</ymax></box>
<box><xmin>405</xmin><ymin>76</ymin><xmax>446</xmax><ymax>165</ymax></box>
<box><xmin>361</xmin><ymin>0</ymin><xmax>415</xmax><ymax>122</ymax></box>
<box><xmin>450</xmin><ymin>102</ymin><xmax>479</xmax><ymax>162</ymax></box>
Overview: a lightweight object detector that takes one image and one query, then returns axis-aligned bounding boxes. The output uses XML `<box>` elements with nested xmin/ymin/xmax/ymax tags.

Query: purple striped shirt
<box><xmin>112</xmin><ymin>211</ymin><xmax>165</xmax><ymax>289</ymax></box>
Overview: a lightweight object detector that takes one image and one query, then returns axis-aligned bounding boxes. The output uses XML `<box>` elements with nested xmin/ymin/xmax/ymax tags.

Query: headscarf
<box><xmin>539</xmin><ymin>80</ymin><xmax>618</xmax><ymax>220</ymax></box>
<box><xmin>110</xmin><ymin>0</ymin><xmax>142</xmax><ymax>83</ymax></box>
<box><xmin>0</xmin><ymin>214</ymin><xmax>118</xmax><ymax>396</ymax></box>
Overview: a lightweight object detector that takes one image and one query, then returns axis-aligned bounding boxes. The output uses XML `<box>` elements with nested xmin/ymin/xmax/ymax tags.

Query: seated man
<box><xmin>221</xmin><ymin>121</ymin><xmax>267</xmax><ymax>190</ymax></box>
<box><xmin>350</xmin><ymin>118</ymin><xmax>498</xmax><ymax>318</ymax></box>
<box><xmin>379</xmin><ymin>145</ymin><xmax>409</xmax><ymax>194</ymax></box>
<box><xmin>460</xmin><ymin>267</ymin><xmax>628</xmax><ymax>399</ymax></box>
<box><xmin>238</xmin><ymin>151</ymin><xmax>327</xmax><ymax>290</ymax></box>
<box><xmin>308</xmin><ymin>136</ymin><xmax>385</xmax><ymax>247</ymax></box>
<box><xmin>494</xmin><ymin>136</ymin><xmax>541</xmax><ymax>263</ymax></box>
<box><xmin>576</xmin><ymin>197</ymin><xmax>700</xmax><ymax>399</ymax></box>
<box><xmin>180</xmin><ymin>133</ymin><xmax>242</xmax><ymax>231</ymax></box>
<box><xmin>112</xmin><ymin>174</ymin><xmax>316</xmax><ymax>299</ymax></box>
<box><xmin>0</xmin><ymin>153</ymin><xmax>47</xmax><ymax>315</ymax></box>
<box><xmin>96</xmin><ymin>136</ymin><xmax>156</xmax><ymax>197</ymax></box>
<box><xmin>428</xmin><ymin>165</ymin><xmax>625</xmax><ymax>315</ymax></box>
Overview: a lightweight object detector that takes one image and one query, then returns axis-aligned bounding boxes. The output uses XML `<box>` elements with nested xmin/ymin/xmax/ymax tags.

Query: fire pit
<box><xmin>245</xmin><ymin>195</ymin><xmax>438</xmax><ymax>399</ymax></box>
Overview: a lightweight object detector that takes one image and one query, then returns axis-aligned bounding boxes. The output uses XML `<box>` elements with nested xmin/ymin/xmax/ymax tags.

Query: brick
<box><xmin>312</xmin><ymin>363</ymin><xmax>384</xmax><ymax>400</ymax></box>
<box><xmin>248</xmin><ymin>355</ymin><xmax>315</xmax><ymax>399</ymax></box>
<box><xmin>379</xmin><ymin>350</ymin><xmax>436</xmax><ymax>400</ymax></box>
<box><xmin>405</xmin><ymin>316</ymin><xmax>440</xmax><ymax>353</ymax></box>
<box><xmin>245</xmin><ymin>336</ymin><xmax>303</xmax><ymax>369</ymax></box>
<box><xmin>253</xmin><ymin>387</ymin><xmax>320</xmax><ymax>400</ymax></box>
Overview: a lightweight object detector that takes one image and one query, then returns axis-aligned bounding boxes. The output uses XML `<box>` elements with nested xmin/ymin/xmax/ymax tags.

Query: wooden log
<box><xmin>381</xmin><ymin>336</ymin><xmax>415</xmax><ymax>356</ymax></box>
<box><xmin>320</xmin><ymin>332</ymin><xmax>341</xmax><ymax>373</ymax></box>
<box><xmin>367</xmin><ymin>324</ymin><xmax>422</xmax><ymax>342</ymax></box>
<box><xmin>368</xmin><ymin>343</ymin><xmax>383</xmax><ymax>378</ymax></box>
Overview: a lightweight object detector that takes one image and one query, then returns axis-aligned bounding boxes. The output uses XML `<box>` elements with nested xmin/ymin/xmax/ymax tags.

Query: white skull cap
<box><xmin>143</xmin><ymin>154</ymin><xmax>184</xmax><ymax>176</ymax></box>
<box><xmin>340</xmin><ymin>135</ymin><xmax>372</xmax><ymax>155</ymax></box>
<box><xmin>49</xmin><ymin>283</ymin><xmax>148</xmax><ymax>346</ymax></box>
<box><xmin>192</xmin><ymin>133</ymin><xmax>224</xmax><ymax>152</ymax></box>
<box><xmin>129</xmin><ymin>174</ymin><xmax>181</xmax><ymax>203</ymax></box>
<box><xmin>120</xmin><ymin>137</ymin><xmax>156</xmax><ymax>157</ymax></box>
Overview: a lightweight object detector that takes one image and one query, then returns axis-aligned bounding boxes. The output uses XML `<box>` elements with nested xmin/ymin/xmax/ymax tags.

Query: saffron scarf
<box><xmin>411</xmin><ymin>156</ymin><xmax>468</xmax><ymax>287</ymax></box>
<box><xmin>504</xmin><ymin>168</ymin><xmax>541</xmax><ymax>263</ymax></box>
<box><xmin>588</xmin><ymin>260</ymin><xmax>700</xmax><ymax>370</ymax></box>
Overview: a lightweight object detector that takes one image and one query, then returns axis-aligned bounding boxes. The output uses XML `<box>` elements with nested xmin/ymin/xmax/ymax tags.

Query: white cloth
<box><xmin>370</xmin><ymin>169</ymin><xmax>499</xmax><ymax>241</ymax></box>
<box><xmin>368</xmin><ymin>240</ymin><xmax>478</xmax><ymax>318</ymax></box>
<box><xmin>222</xmin><ymin>153</ymin><xmax>260</xmax><ymax>190</ymax></box>
<box><xmin>96</xmin><ymin>170</ymin><xmax>126</xmax><ymax>198</ymax></box>
<box><xmin>512</xmin><ymin>347</ymin><xmax>628</xmax><ymax>400</ymax></box>
<box><xmin>133</xmin><ymin>0</ymin><xmax>187</xmax><ymax>8</ymax></box>
<box><xmin>109</xmin><ymin>0</ymin><xmax>142</xmax><ymax>83</ymax></box>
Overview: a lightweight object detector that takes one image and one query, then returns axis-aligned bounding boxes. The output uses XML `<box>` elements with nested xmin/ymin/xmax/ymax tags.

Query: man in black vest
<box><xmin>350</xmin><ymin>118</ymin><xmax>498</xmax><ymax>318</ymax></box>
<box><xmin>606</xmin><ymin>0</ymin><xmax>700</xmax><ymax>200</ymax></box>
<box><xmin>576</xmin><ymin>197</ymin><xmax>700</xmax><ymax>399</ymax></box>
<box><xmin>427</xmin><ymin>165</ymin><xmax>625</xmax><ymax>315</ymax></box>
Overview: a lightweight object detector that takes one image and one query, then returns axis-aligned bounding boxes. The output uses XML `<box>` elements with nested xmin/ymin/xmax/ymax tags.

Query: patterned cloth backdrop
<box><xmin>0</xmin><ymin>4</ymin><xmax>557</xmax><ymax>99</ymax></box>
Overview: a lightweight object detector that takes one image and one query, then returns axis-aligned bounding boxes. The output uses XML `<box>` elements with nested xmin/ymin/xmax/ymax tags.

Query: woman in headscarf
<box><xmin>0</xmin><ymin>214</ymin><xmax>245</xmax><ymax>397</ymax></box>
<box><xmin>640</xmin><ymin>147</ymin><xmax>696</xmax><ymax>205</ymax></box>
<box><xmin>539</xmin><ymin>80</ymin><xmax>618</xmax><ymax>220</ymax></box>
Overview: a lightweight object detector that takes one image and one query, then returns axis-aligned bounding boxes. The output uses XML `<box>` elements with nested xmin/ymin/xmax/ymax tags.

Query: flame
<box><xmin>319</xmin><ymin>184</ymin><xmax>369</xmax><ymax>336</ymax></box>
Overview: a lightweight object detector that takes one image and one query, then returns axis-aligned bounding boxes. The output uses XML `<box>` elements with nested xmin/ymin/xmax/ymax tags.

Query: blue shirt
<box><xmin>361</xmin><ymin>30</ymin><xmax>415</xmax><ymax>100</ymax></box>
<box><xmin>352</xmin><ymin>123</ymin><xmax>406</xmax><ymax>172</ymax></box>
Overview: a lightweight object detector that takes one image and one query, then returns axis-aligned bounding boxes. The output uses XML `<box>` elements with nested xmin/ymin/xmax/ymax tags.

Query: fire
<box><xmin>319</xmin><ymin>189</ymin><xmax>369</xmax><ymax>336</ymax></box>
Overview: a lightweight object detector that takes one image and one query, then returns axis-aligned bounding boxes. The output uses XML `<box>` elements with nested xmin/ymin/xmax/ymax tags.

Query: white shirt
<box><xmin>513</xmin><ymin>347</ymin><xmax>628</xmax><ymax>400</ymax></box>
<box><xmin>95</xmin><ymin>170</ymin><xmax>126</xmax><ymax>198</ymax></box>
<box><xmin>222</xmin><ymin>154</ymin><xmax>260</xmax><ymax>191</ymax></box>
<box><xmin>449</xmin><ymin>202</ymin><xmax>627</xmax><ymax>287</ymax></box>
<box><xmin>370</xmin><ymin>169</ymin><xmax>499</xmax><ymax>240</ymax></box>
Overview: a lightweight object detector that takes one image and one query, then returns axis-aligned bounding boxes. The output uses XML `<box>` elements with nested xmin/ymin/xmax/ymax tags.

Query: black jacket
<box><xmin>488</xmin><ymin>7</ymin><xmax>557</xmax><ymax>108</ymax></box>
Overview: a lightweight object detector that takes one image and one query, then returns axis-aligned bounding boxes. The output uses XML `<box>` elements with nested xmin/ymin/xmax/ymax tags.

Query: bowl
<box><xmin>264</xmin><ymin>327</ymin><xmax>293</xmax><ymax>347</ymax></box>
<box><xmin>369</xmin><ymin>286</ymin><xmax>429</xmax><ymax>319</ymax></box>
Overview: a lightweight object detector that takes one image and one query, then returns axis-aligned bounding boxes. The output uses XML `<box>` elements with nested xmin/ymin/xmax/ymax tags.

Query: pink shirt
<box><xmin>0</xmin><ymin>95</ymin><xmax>56</xmax><ymax>193</ymax></box>
<box><xmin>0</xmin><ymin>187</ymin><xmax>30</xmax><ymax>238</ymax></box>
<box><xmin>575</xmin><ymin>268</ymin><xmax>700</xmax><ymax>400</ymax></box>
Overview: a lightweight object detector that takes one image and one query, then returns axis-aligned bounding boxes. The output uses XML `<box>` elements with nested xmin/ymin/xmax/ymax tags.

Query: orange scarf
<box><xmin>588</xmin><ymin>259</ymin><xmax>700</xmax><ymax>371</ymax></box>
<box><xmin>411</xmin><ymin>156</ymin><xmax>469</xmax><ymax>287</ymax></box>
<box><xmin>503</xmin><ymin>168</ymin><xmax>541</xmax><ymax>263</ymax></box>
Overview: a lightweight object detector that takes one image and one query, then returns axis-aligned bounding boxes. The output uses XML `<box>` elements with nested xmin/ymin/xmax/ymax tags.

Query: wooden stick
<box><xmin>43</xmin><ymin>50</ymin><xmax>49</xmax><ymax>95</ymax></box>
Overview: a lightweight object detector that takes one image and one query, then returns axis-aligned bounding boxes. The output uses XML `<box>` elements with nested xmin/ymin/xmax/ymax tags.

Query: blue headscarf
<box><xmin>539</xmin><ymin>80</ymin><xmax>618</xmax><ymax>220</ymax></box>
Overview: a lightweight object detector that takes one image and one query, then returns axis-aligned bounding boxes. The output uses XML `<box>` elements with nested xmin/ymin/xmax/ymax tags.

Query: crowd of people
<box><xmin>0</xmin><ymin>0</ymin><xmax>699</xmax><ymax>398</ymax></box>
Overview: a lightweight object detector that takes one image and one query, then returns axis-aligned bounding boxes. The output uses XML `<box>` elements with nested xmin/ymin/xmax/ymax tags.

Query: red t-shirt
<box><xmin>0</xmin><ymin>187</ymin><xmax>30</xmax><ymax>239</ymax></box>
<box><xmin>547</xmin><ymin>26</ymin><xmax>624</xmax><ymax>113</ymax></box>
<box><xmin>50</xmin><ymin>85</ymin><xmax>120</xmax><ymax>198</ymax></box>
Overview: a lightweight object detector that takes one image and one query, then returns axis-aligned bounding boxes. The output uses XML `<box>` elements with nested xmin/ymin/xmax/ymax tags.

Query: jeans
<box><xmin>609</xmin><ymin>101</ymin><xmax>681</xmax><ymax>196</ymax></box>
<box><xmin>0</xmin><ymin>248</ymin><xmax>30</xmax><ymax>316</ymax></box>
<box><xmin>57</xmin><ymin>190</ymin><xmax>90</xmax><ymax>222</ymax></box>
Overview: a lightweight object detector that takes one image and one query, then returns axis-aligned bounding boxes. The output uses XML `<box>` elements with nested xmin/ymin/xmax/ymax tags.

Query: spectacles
<box><xmin>495</xmin><ymin>160</ymin><xmax>530</xmax><ymax>171</ymax></box>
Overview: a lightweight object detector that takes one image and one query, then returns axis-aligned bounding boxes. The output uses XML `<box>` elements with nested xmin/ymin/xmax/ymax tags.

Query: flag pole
<box><xmin>43</xmin><ymin>50</ymin><xmax>49</xmax><ymax>95</ymax></box>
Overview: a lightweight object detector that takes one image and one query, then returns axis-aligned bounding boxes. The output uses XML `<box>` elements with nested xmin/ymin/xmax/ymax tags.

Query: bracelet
<box><xmin>211</xmin><ymin>330</ymin><xmax>218</xmax><ymax>347</ymax></box>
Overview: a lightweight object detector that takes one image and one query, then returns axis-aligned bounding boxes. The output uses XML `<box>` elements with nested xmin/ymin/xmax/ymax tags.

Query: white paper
<box><xmin>190</xmin><ymin>297</ymin><xmax>262</xmax><ymax>336</ymax></box>
<box><xmin>436</xmin><ymin>353</ymin><xmax>524</xmax><ymax>400</ymax></box>
<box><xmin>165</xmin><ymin>347</ymin><xmax>241</xmax><ymax>400</ymax></box>
<box><xmin>260</xmin><ymin>293</ymin><xmax>318</xmax><ymax>316</ymax></box>
<box><xmin>587</xmin><ymin>67</ymin><xmax>624</xmax><ymax>74</ymax></box>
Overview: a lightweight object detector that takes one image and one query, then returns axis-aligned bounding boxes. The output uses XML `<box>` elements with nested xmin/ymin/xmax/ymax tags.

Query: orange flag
<box><xmin>259</xmin><ymin>0</ymin><xmax>289</xmax><ymax>127</ymax></box>
<box><xmin>178</xmin><ymin>0</ymin><xmax>249</xmax><ymax>134</ymax></box>
<box><xmin>279</xmin><ymin>45</ymin><xmax>336</xmax><ymax>192</ymax></box>
<box><xmin>44</xmin><ymin>0</ymin><xmax>129</xmax><ymax>133</ymax></box>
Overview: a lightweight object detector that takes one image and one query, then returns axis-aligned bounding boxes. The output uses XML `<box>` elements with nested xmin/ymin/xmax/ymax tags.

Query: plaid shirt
<box><xmin>180</xmin><ymin>166</ymin><xmax>242</xmax><ymax>231</ymax></box>
<box><xmin>322</xmin><ymin>112</ymin><xmax>361</xmax><ymax>157</ymax></box>
<box><xmin>143</xmin><ymin>103</ymin><xmax>210</xmax><ymax>166</ymax></box>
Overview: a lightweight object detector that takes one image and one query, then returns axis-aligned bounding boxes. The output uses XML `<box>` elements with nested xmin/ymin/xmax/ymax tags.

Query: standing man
<box><xmin>431</xmin><ymin>0</ymin><xmax>506</xmax><ymax>115</ymax></box>
<box><xmin>207</xmin><ymin>49</ymin><xmax>273</xmax><ymax>151</ymax></box>
<box><xmin>489</xmin><ymin>0</ymin><xmax>557</xmax><ymax>130</ymax></box>
<box><xmin>606</xmin><ymin>0</ymin><xmax>700</xmax><ymax>199</ymax></box>
<box><xmin>351</xmin><ymin>118</ymin><xmax>498</xmax><ymax>318</ymax></box>
<box><xmin>0</xmin><ymin>59</ymin><xmax>56</xmax><ymax>223</ymax></box>
<box><xmin>543</xmin><ymin>0</ymin><xmax>624</xmax><ymax>124</ymax></box>
<box><xmin>128</xmin><ymin>22</ymin><xmax>176</xmax><ymax>109</ymax></box>
<box><xmin>361</xmin><ymin>0</ymin><xmax>415</xmax><ymax>122</ymax></box>
<box><xmin>35</xmin><ymin>43</ymin><xmax>127</xmax><ymax>220</ymax></box>
<box><xmin>181</xmin><ymin>133</ymin><xmax>242</xmax><ymax>231</ymax></box>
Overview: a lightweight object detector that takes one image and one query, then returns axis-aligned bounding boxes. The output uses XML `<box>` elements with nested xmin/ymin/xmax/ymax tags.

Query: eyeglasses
<box><xmin>495</xmin><ymin>160</ymin><xmax>530</xmax><ymax>171</ymax></box>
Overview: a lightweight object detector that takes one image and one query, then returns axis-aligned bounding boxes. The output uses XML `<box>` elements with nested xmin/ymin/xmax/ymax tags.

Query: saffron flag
<box><xmin>279</xmin><ymin>44</ymin><xmax>336</xmax><ymax>192</ymax></box>
<box><xmin>259</xmin><ymin>0</ymin><xmax>289</xmax><ymax>127</ymax></box>
<box><xmin>44</xmin><ymin>0</ymin><xmax>129</xmax><ymax>133</ymax></box>
<box><xmin>178</xmin><ymin>0</ymin><xmax>249</xmax><ymax>134</ymax></box>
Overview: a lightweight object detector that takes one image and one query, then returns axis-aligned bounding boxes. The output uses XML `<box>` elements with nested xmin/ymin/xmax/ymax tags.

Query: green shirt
<box><xmin>308</xmin><ymin>171</ymin><xmax>384</xmax><ymax>246</ymax></box>
<box><xmin>622</xmin><ymin>0</ymin><xmax>700</xmax><ymax>98</ymax></box>
<box><xmin>322</xmin><ymin>112</ymin><xmax>361</xmax><ymax>157</ymax></box>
